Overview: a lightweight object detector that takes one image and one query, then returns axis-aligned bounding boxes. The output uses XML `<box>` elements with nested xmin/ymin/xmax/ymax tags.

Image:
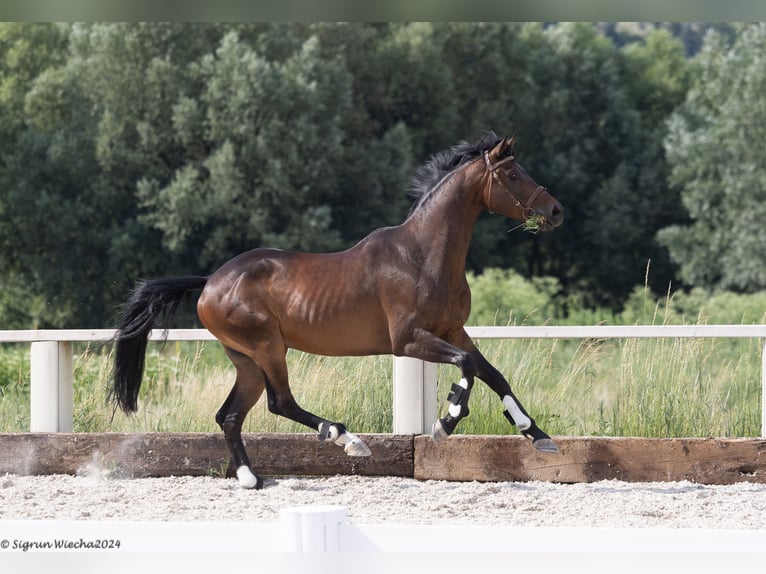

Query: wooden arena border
<box><xmin>0</xmin><ymin>433</ymin><xmax>764</xmax><ymax>485</ymax></box>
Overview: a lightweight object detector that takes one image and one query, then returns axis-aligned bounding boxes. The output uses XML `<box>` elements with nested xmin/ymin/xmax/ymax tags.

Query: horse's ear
<box><xmin>503</xmin><ymin>134</ymin><xmax>517</xmax><ymax>160</ymax></box>
<box><xmin>490</xmin><ymin>137</ymin><xmax>510</xmax><ymax>159</ymax></box>
<box><xmin>491</xmin><ymin>135</ymin><xmax>516</xmax><ymax>161</ymax></box>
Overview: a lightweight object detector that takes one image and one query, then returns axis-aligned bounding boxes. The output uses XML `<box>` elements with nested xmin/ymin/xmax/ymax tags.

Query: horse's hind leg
<box><xmin>255</xmin><ymin>344</ymin><xmax>371</xmax><ymax>457</ymax></box>
<box><xmin>217</xmin><ymin>347</ymin><xmax>267</xmax><ymax>489</ymax></box>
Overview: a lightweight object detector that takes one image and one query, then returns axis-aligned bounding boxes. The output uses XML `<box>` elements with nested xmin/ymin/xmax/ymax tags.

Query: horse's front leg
<box><xmin>451</xmin><ymin>331</ymin><xmax>559</xmax><ymax>454</ymax></box>
<box><xmin>477</xmin><ymin>354</ymin><xmax>559</xmax><ymax>453</ymax></box>
<box><xmin>396</xmin><ymin>328</ymin><xmax>478</xmax><ymax>443</ymax></box>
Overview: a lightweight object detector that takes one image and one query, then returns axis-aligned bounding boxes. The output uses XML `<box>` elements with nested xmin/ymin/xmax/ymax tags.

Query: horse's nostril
<box><xmin>552</xmin><ymin>205</ymin><xmax>562</xmax><ymax>217</ymax></box>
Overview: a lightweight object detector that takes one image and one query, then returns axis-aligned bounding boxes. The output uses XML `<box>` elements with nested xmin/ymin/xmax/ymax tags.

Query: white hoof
<box><xmin>236</xmin><ymin>465</ymin><xmax>261</xmax><ymax>489</ymax></box>
<box><xmin>333</xmin><ymin>429</ymin><xmax>372</xmax><ymax>457</ymax></box>
<box><xmin>344</xmin><ymin>438</ymin><xmax>372</xmax><ymax>457</ymax></box>
<box><xmin>431</xmin><ymin>420</ymin><xmax>449</xmax><ymax>444</ymax></box>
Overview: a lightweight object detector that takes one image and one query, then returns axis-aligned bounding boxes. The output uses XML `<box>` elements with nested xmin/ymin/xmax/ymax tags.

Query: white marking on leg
<box><xmin>503</xmin><ymin>395</ymin><xmax>531</xmax><ymax>430</ymax></box>
<box><xmin>448</xmin><ymin>377</ymin><xmax>469</xmax><ymax>417</ymax></box>
<box><xmin>236</xmin><ymin>465</ymin><xmax>260</xmax><ymax>489</ymax></box>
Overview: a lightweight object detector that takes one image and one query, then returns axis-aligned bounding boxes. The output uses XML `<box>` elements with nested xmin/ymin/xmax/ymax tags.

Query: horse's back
<box><xmin>198</xmin><ymin>243</ymin><xmax>398</xmax><ymax>356</ymax></box>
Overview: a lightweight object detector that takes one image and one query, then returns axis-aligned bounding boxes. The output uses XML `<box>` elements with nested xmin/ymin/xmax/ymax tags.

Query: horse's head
<box><xmin>481</xmin><ymin>136</ymin><xmax>563</xmax><ymax>231</ymax></box>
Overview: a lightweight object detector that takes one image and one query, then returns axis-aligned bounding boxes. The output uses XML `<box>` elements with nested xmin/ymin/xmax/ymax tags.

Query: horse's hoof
<box><xmin>344</xmin><ymin>438</ymin><xmax>372</xmax><ymax>457</ymax></box>
<box><xmin>236</xmin><ymin>465</ymin><xmax>264</xmax><ymax>489</ymax></box>
<box><xmin>431</xmin><ymin>420</ymin><xmax>449</xmax><ymax>444</ymax></box>
<box><xmin>532</xmin><ymin>437</ymin><xmax>560</xmax><ymax>454</ymax></box>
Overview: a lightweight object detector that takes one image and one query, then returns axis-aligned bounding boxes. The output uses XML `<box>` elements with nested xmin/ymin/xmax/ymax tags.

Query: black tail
<box><xmin>112</xmin><ymin>276</ymin><xmax>208</xmax><ymax>414</ymax></box>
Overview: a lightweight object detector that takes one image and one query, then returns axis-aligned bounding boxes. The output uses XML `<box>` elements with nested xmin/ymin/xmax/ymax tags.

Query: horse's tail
<box><xmin>111</xmin><ymin>276</ymin><xmax>208</xmax><ymax>414</ymax></box>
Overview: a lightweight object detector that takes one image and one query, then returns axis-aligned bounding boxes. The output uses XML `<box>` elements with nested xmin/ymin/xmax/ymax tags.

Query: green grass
<box><xmin>1</xmin><ymin>273</ymin><xmax>763</xmax><ymax>437</ymax></box>
<box><xmin>0</xmin><ymin>330</ymin><xmax>761</xmax><ymax>438</ymax></box>
<box><xmin>442</xmin><ymin>335</ymin><xmax>761</xmax><ymax>438</ymax></box>
<box><xmin>0</xmin><ymin>344</ymin><xmax>30</xmax><ymax>431</ymax></box>
<box><xmin>3</xmin><ymin>267</ymin><xmax>765</xmax><ymax>436</ymax></box>
<box><xmin>0</xmin><ymin>341</ymin><xmax>395</xmax><ymax>435</ymax></box>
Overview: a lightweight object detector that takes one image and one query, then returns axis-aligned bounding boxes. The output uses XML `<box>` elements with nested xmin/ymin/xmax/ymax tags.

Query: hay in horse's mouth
<box><xmin>522</xmin><ymin>213</ymin><xmax>548</xmax><ymax>233</ymax></box>
<box><xmin>509</xmin><ymin>213</ymin><xmax>550</xmax><ymax>234</ymax></box>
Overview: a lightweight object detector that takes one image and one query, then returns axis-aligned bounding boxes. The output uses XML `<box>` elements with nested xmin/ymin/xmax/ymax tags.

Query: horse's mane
<box><xmin>408</xmin><ymin>130</ymin><xmax>503</xmax><ymax>214</ymax></box>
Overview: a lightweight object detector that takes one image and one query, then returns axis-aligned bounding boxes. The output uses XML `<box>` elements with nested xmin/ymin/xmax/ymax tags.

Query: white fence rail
<box><xmin>2</xmin><ymin>325</ymin><xmax>766</xmax><ymax>436</ymax></box>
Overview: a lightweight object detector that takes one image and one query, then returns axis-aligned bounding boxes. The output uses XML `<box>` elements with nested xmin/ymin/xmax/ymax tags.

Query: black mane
<box><xmin>408</xmin><ymin>130</ymin><xmax>503</xmax><ymax>214</ymax></box>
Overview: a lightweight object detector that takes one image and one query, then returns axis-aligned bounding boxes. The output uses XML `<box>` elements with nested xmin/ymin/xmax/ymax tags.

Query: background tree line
<box><xmin>0</xmin><ymin>22</ymin><xmax>761</xmax><ymax>328</ymax></box>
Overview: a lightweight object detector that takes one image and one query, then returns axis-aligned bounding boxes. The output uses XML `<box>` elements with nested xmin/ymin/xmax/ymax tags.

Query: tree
<box><xmin>140</xmin><ymin>28</ymin><xmax>367</xmax><ymax>266</ymax></box>
<box><xmin>0</xmin><ymin>23</ymin><xmax>416</xmax><ymax>327</ymax></box>
<box><xmin>590</xmin><ymin>28</ymin><xmax>690</xmax><ymax>299</ymax></box>
<box><xmin>660</xmin><ymin>24</ymin><xmax>766</xmax><ymax>292</ymax></box>
<box><xmin>0</xmin><ymin>23</ymin><xmax>80</xmax><ymax>327</ymax></box>
<box><xmin>465</xmin><ymin>23</ymin><xmax>688</xmax><ymax>310</ymax></box>
<box><xmin>0</xmin><ymin>22</ymin><xmax>704</xmax><ymax>327</ymax></box>
<box><xmin>0</xmin><ymin>23</ymin><xmax>219</xmax><ymax>327</ymax></box>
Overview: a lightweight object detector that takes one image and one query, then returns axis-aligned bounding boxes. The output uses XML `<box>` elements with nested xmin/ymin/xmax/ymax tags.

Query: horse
<box><xmin>112</xmin><ymin>131</ymin><xmax>564</xmax><ymax>489</ymax></box>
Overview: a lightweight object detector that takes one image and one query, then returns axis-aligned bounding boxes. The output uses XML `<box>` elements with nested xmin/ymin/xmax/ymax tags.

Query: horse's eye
<box><xmin>509</xmin><ymin>171</ymin><xmax>518</xmax><ymax>181</ymax></box>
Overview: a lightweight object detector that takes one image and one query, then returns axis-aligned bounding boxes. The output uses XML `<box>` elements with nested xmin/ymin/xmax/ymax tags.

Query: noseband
<box><xmin>483</xmin><ymin>151</ymin><xmax>546</xmax><ymax>219</ymax></box>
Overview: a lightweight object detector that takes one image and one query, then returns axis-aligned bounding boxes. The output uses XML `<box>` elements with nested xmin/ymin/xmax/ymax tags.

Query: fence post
<box><xmin>392</xmin><ymin>357</ymin><xmax>438</xmax><ymax>434</ymax></box>
<box><xmin>280</xmin><ymin>506</ymin><xmax>347</xmax><ymax>552</ymax></box>
<box><xmin>30</xmin><ymin>341</ymin><xmax>73</xmax><ymax>432</ymax></box>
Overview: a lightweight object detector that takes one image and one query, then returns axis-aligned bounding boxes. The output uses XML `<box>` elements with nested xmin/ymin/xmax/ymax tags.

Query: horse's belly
<box><xmin>282</xmin><ymin>313</ymin><xmax>392</xmax><ymax>356</ymax></box>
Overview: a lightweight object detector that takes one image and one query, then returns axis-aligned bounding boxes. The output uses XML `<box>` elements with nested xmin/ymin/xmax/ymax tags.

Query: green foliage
<box><xmin>2</xmin><ymin>272</ymin><xmax>765</xmax><ymax>436</ymax></box>
<box><xmin>138</xmin><ymin>30</ymin><xmax>356</xmax><ymax>265</ymax></box>
<box><xmin>529</xmin><ymin>24</ymin><xmax>686</xmax><ymax>307</ymax></box>
<box><xmin>0</xmin><ymin>21</ymin><xmax>748</xmax><ymax>329</ymax></box>
<box><xmin>661</xmin><ymin>23</ymin><xmax>766</xmax><ymax>292</ymax></box>
<box><xmin>0</xmin><ymin>345</ymin><xmax>30</xmax><ymax>431</ymax></box>
<box><xmin>0</xmin><ymin>345</ymin><xmax>29</xmax><ymax>390</ymax></box>
<box><xmin>467</xmin><ymin>268</ymin><xmax>559</xmax><ymax>325</ymax></box>
<box><xmin>468</xmin><ymin>266</ymin><xmax>766</xmax><ymax>328</ymax></box>
<box><xmin>669</xmin><ymin>289</ymin><xmax>766</xmax><ymax>325</ymax></box>
<box><xmin>2</xmin><ymin>323</ymin><xmax>761</xmax><ymax>438</ymax></box>
<box><xmin>4</xmin><ymin>22</ymin><xmax>765</xmax><ymax>442</ymax></box>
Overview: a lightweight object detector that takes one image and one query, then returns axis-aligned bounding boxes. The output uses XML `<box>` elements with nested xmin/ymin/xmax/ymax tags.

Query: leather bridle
<box><xmin>483</xmin><ymin>150</ymin><xmax>546</xmax><ymax>220</ymax></box>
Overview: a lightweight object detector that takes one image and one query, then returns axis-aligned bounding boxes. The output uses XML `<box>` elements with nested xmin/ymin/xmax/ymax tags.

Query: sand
<box><xmin>2</xmin><ymin>472</ymin><xmax>766</xmax><ymax>529</ymax></box>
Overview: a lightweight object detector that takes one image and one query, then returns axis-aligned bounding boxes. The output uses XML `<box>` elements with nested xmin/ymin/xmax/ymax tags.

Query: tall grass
<box><xmin>0</xmin><ymin>344</ymin><xmax>30</xmax><ymax>431</ymax></box>
<box><xmin>0</xmin><ymin>270</ymin><xmax>763</xmax><ymax>437</ymax></box>
<box><xmin>434</xmin><ymin>335</ymin><xmax>760</xmax><ymax>437</ymax></box>
<box><xmin>0</xmin><ymin>341</ymin><xmax>394</xmax><ymax>435</ymax></box>
<box><xmin>0</xmin><ymin>331</ymin><xmax>760</xmax><ymax>438</ymax></box>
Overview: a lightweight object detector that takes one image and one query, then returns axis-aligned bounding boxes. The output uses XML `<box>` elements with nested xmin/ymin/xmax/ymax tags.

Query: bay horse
<box><xmin>112</xmin><ymin>131</ymin><xmax>563</xmax><ymax>489</ymax></box>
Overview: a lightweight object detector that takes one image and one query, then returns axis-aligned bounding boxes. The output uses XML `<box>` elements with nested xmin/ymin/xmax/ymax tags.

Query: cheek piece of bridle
<box><xmin>482</xmin><ymin>150</ymin><xmax>546</xmax><ymax>220</ymax></box>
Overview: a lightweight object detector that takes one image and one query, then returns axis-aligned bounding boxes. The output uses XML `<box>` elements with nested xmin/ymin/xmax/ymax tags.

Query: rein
<box><xmin>482</xmin><ymin>151</ymin><xmax>546</xmax><ymax>219</ymax></box>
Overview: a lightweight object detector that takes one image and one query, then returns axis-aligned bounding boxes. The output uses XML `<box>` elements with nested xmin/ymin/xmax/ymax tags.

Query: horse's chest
<box><xmin>417</xmin><ymin>277</ymin><xmax>471</xmax><ymax>325</ymax></box>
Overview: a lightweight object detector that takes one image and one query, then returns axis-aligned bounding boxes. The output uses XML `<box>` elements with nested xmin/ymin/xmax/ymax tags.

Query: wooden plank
<box><xmin>3</xmin><ymin>433</ymin><xmax>766</xmax><ymax>484</ymax></box>
<box><xmin>0</xmin><ymin>433</ymin><xmax>413</xmax><ymax>479</ymax></box>
<box><xmin>414</xmin><ymin>435</ymin><xmax>766</xmax><ymax>484</ymax></box>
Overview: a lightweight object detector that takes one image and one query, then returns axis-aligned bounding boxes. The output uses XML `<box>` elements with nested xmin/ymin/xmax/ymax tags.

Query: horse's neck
<box><xmin>404</xmin><ymin>171</ymin><xmax>484</xmax><ymax>278</ymax></box>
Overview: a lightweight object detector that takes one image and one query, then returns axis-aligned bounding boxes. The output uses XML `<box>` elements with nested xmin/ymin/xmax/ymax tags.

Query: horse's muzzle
<box><xmin>542</xmin><ymin>201</ymin><xmax>564</xmax><ymax>230</ymax></box>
